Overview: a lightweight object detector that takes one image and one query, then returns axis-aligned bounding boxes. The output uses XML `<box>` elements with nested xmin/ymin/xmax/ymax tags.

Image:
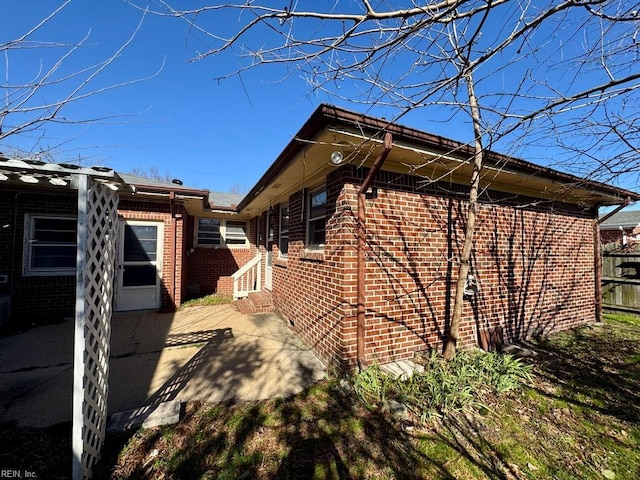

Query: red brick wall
<box><xmin>0</xmin><ymin>189</ymin><xmax>77</xmax><ymax>327</ymax></box>
<box><xmin>269</xmin><ymin>166</ymin><xmax>598</xmax><ymax>370</ymax></box>
<box><xmin>270</xmin><ymin>187</ymin><xmax>351</xmax><ymax>368</ymax></box>
<box><xmin>601</xmin><ymin>228</ymin><xmax>624</xmax><ymax>246</ymax></box>
<box><xmin>183</xmin><ymin>214</ymin><xmax>258</xmax><ymax>296</ymax></box>
<box><xmin>355</xmin><ymin>187</ymin><xmax>596</xmax><ymax>367</ymax></box>
<box><xmin>600</xmin><ymin>226</ymin><xmax>640</xmax><ymax>247</ymax></box>
<box><xmin>186</xmin><ymin>247</ymin><xmax>257</xmax><ymax>295</ymax></box>
<box><xmin>118</xmin><ymin>199</ymin><xmax>187</xmax><ymax>311</ymax></box>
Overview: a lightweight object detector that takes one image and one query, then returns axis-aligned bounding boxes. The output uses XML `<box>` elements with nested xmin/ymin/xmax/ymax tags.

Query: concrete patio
<box><xmin>0</xmin><ymin>304</ymin><xmax>326</xmax><ymax>429</ymax></box>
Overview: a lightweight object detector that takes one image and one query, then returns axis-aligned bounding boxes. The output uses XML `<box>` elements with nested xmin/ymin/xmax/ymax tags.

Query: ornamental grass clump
<box><xmin>353</xmin><ymin>350</ymin><xmax>532</xmax><ymax>422</ymax></box>
<box><xmin>352</xmin><ymin>362</ymin><xmax>393</xmax><ymax>407</ymax></box>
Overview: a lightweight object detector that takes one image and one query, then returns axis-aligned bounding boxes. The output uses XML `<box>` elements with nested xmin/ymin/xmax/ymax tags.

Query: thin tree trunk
<box><xmin>443</xmin><ymin>70</ymin><xmax>484</xmax><ymax>360</ymax></box>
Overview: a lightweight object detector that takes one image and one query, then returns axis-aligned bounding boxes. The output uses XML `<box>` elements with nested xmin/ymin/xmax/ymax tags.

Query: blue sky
<box><xmin>2</xmin><ymin>0</ymin><xmax>638</xmax><ymax>197</ymax></box>
<box><xmin>2</xmin><ymin>0</ymin><xmax>329</xmax><ymax>192</ymax></box>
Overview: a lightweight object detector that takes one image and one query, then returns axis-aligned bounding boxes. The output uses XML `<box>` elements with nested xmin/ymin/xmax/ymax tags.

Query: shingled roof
<box><xmin>600</xmin><ymin>209</ymin><xmax>640</xmax><ymax>229</ymax></box>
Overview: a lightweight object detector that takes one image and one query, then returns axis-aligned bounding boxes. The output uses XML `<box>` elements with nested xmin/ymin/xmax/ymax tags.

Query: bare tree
<box><xmin>140</xmin><ymin>0</ymin><xmax>640</xmax><ymax>358</ymax></box>
<box><xmin>127</xmin><ymin>166</ymin><xmax>175</xmax><ymax>182</ymax></box>
<box><xmin>229</xmin><ymin>183</ymin><xmax>250</xmax><ymax>194</ymax></box>
<box><xmin>1</xmin><ymin>0</ymin><xmax>160</xmax><ymax>160</ymax></box>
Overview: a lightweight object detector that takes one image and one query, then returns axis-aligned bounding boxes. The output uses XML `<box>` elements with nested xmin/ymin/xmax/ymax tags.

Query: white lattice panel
<box><xmin>72</xmin><ymin>176</ymin><xmax>119</xmax><ymax>479</ymax></box>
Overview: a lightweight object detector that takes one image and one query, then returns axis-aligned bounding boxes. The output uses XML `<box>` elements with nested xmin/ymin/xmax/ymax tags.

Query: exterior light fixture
<box><xmin>330</xmin><ymin>151</ymin><xmax>345</xmax><ymax>165</ymax></box>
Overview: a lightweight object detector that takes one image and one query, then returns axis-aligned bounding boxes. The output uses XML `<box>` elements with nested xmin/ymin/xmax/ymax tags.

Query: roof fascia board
<box><xmin>124</xmin><ymin>184</ymin><xmax>210</xmax><ymax>212</ymax></box>
<box><xmin>322</xmin><ymin>105</ymin><xmax>640</xmax><ymax>204</ymax></box>
<box><xmin>239</xmin><ymin>103</ymin><xmax>640</xmax><ymax>212</ymax></box>
<box><xmin>128</xmin><ymin>183</ymin><xmax>209</xmax><ymax>197</ymax></box>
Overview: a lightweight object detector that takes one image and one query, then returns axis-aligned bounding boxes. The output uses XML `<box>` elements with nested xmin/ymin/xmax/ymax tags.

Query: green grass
<box><xmin>604</xmin><ymin>312</ymin><xmax>640</xmax><ymax>327</ymax></box>
<box><xmin>180</xmin><ymin>293</ymin><xmax>233</xmax><ymax>307</ymax></box>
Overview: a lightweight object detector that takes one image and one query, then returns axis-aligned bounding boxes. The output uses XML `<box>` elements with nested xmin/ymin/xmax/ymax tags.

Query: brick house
<box><xmin>115</xmin><ymin>175</ymin><xmax>254</xmax><ymax>312</ymax></box>
<box><xmin>600</xmin><ymin>209</ymin><xmax>640</xmax><ymax>246</ymax></box>
<box><xmin>231</xmin><ymin>104</ymin><xmax>639</xmax><ymax>369</ymax></box>
<box><xmin>0</xmin><ymin>165</ymin><xmax>253</xmax><ymax>325</ymax></box>
<box><xmin>2</xmin><ymin>104</ymin><xmax>639</xmax><ymax>371</ymax></box>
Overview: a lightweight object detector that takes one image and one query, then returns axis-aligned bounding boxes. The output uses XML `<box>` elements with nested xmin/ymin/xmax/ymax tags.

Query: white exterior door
<box><xmin>265</xmin><ymin>211</ymin><xmax>273</xmax><ymax>290</ymax></box>
<box><xmin>265</xmin><ymin>245</ymin><xmax>273</xmax><ymax>290</ymax></box>
<box><xmin>116</xmin><ymin>220</ymin><xmax>163</xmax><ymax>311</ymax></box>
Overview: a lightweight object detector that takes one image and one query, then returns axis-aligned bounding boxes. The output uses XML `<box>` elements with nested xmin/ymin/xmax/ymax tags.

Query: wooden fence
<box><xmin>602</xmin><ymin>244</ymin><xmax>640</xmax><ymax>316</ymax></box>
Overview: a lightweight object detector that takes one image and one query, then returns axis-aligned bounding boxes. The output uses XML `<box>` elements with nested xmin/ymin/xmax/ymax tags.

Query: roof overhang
<box><xmin>119</xmin><ymin>183</ymin><xmax>211</xmax><ymax>215</ymax></box>
<box><xmin>238</xmin><ymin>104</ymin><xmax>640</xmax><ymax>215</ymax></box>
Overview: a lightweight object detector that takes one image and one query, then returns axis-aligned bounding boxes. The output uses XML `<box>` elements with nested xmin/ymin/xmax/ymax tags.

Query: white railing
<box><xmin>232</xmin><ymin>252</ymin><xmax>263</xmax><ymax>299</ymax></box>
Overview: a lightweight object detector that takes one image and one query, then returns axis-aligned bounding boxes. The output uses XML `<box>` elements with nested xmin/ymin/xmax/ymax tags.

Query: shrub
<box><xmin>352</xmin><ymin>350</ymin><xmax>532</xmax><ymax>422</ymax></box>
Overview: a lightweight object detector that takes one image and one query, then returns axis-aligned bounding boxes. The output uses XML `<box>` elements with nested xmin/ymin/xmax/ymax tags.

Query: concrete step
<box><xmin>248</xmin><ymin>290</ymin><xmax>273</xmax><ymax>309</ymax></box>
<box><xmin>235</xmin><ymin>290</ymin><xmax>274</xmax><ymax>315</ymax></box>
<box><xmin>236</xmin><ymin>298</ymin><xmax>255</xmax><ymax>315</ymax></box>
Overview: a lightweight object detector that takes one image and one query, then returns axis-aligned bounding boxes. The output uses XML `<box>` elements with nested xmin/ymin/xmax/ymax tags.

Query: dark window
<box><xmin>279</xmin><ymin>202</ymin><xmax>289</xmax><ymax>256</ymax></box>
<box><xmin>25</xmin><ymin>216</ymin><xmax>77</xmax><ymax>275</ymax></box>
<box><xmin>307</xmin><ymin>188</ymin><xmax>326</xmax><ymax>248</ymax></box>
<box><xmin>123</xmin><ymin>265</ymin><xmax>157</xmax><ymax>287</ymax></box>
<box><xmin>197</xmin><ymin>218</ymin><xmax>221</xmax><ymax>245</ymax></box>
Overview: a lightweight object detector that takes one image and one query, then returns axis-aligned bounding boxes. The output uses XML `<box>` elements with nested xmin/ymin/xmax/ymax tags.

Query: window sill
<box><xmin>23</xmin><ymin>270</ymin><xmax>75</xmax><ymax>277</ymax></box>
<box><xmin>274</xmin><ymin>257</ymin><xmax>288</xmax><ymax>268</ymax></box>
<box><xmin>300</xmin><ymin>250</ymin><xmax>324</xmax><ymax>262</ymax></box>
<box><xmin>195</xmin><ymin>244</ymin><xmax>250</xmax><ymax>249</ymax></box>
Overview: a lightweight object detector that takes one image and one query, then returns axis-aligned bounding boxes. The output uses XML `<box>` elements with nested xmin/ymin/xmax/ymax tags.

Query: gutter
<box><xmin>356</xmin><ymin>132</ymin><xmax>393</xmax><ymax>370</ymax></box>
<box><xmin>170</xmin><ymin>191</ymin><xmax>177</xmax><ymax>310</ymax></box>
<box><xmin>126</xmin><ymin>184</ymin><xmax>210</xmax><ymax>211</ymax></box>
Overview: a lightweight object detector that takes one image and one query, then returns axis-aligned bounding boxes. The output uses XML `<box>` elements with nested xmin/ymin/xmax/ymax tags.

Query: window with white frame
<box><xmin>196</xmin><ymin>218</ymin><xmax>221</xmax><ymax>246</ymax></box>
<box><xmin>196</xmin><ymin>218</ymin><xmax>248</xmax><ymax>247</ymax></box>
<box><xmin>225</xmin><ymin>220</ymin><xmax>248</xmax><ymax>246</ymax></box>
<box><xmin>307</xmin><ymin>187</ymin><xmax>327</xmax><ymax>248</ymax></box>
<box><xmin>279</xmin><ymin>202</ymin><xmax>289</xmax><ymax>256</ymax></box>
<box><xmin>24</xmin><ymin>215</ymin><xmax>77</xmax><ymax>275</ymax></box>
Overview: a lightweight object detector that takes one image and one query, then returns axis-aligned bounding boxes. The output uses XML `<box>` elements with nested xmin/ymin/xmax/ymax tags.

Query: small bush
<box><xmin>353</xmin><ymin>350</ymin><xmax>532</xmax><ymax>422</ymax></box>
<box><xmin>352</xmin><ymin>362</ymin><xmax>392</xmax><ymax>407</ymax></box>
